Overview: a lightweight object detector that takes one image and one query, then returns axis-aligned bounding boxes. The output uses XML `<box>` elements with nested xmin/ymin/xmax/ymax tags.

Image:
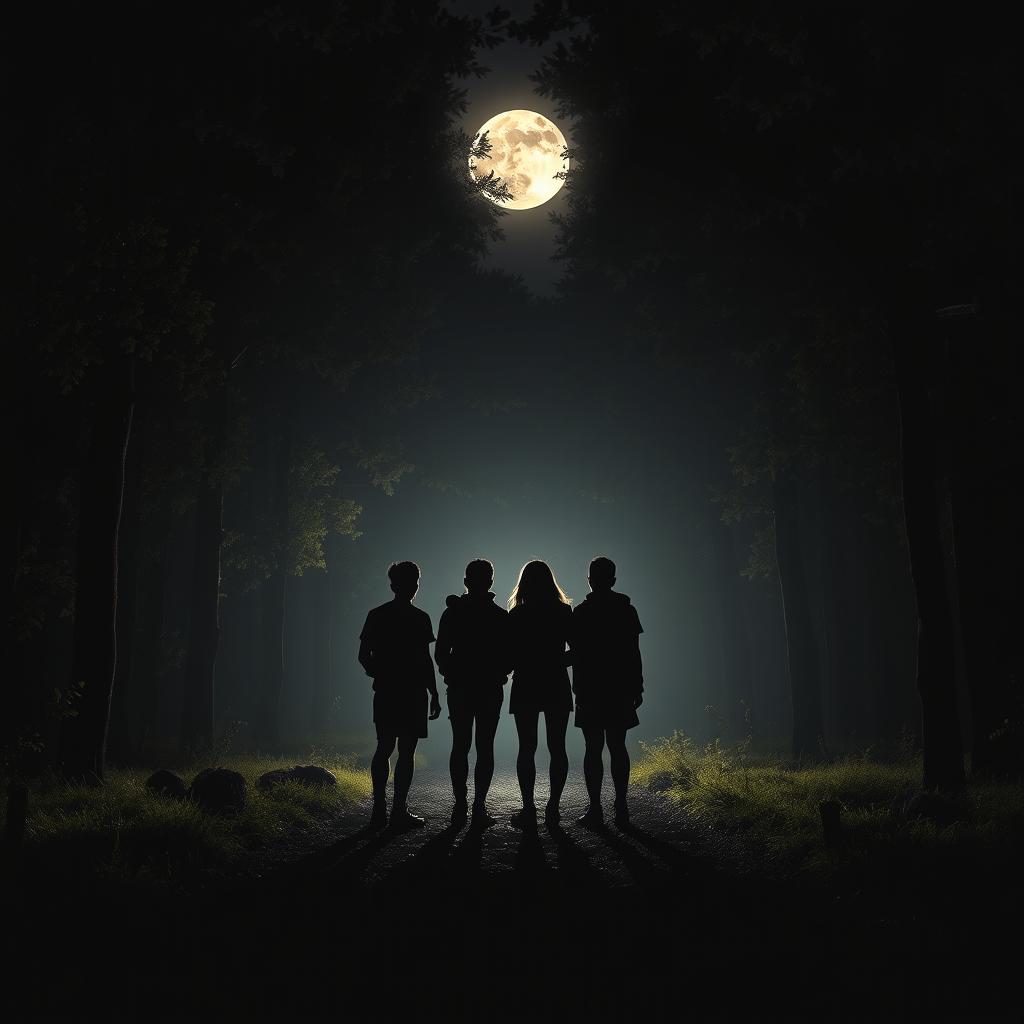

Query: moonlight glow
<box><xmin>470</xmin><ymin>110</ymin><xmax>569</xmax><ymax>211</ymax></box>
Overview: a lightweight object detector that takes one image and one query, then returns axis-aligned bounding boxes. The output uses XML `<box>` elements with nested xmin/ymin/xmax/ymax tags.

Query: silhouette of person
<box><xmin>434</xmin><ymin>558</ymin><xmax>510</xmax><ymax>829</ymax></box>
<box><xmin>571</xmin><ymin>556</ymin><xmax>644</xmax><ymax>828</ymax></box>
<box><xmin>507</xmin><ymin>559</ymin><xmax>573</xmax><ymax>829</ymax></box>
<box><xmin>358</xmin><ymin>560</ymin><xmax>441</xmax><ymax>830</ymax></box>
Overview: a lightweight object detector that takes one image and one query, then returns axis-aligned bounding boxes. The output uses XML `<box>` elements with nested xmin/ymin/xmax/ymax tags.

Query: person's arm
<box><xmin>358</xmin><ymin>637</ymin><xmax>374</xmax><ymax>677</ymax></box>
<box><xmin>631</xmin><ymin>608</ymin><xmax>644</xmax><ymax>706</ymax></box>
<box><xmin>631</xmin><ymin>634</ymin><xmax>644</xmax><ymax>706</ymax></box>
<box><xmin>357</xmin><ymin>615</ymin><xmax>375</xmax><ymax>678</ymax></box>
<box><xmin>425</xmin><ymin>615</ymin><xmax>442</xmax><ymax>718</ymax></box>
<box><xmin>562</xmin><ymin>605</ymin><xmax>574</xmax><ymax>668</ymax></box>
<box><xmin>434</xmin><ymin>606</ymin><xmax>454</xmax><ymax>678</ymax></box>
<box><xmin>504</xmin><ymin>611</ymin><xmax>518</xmax><ymax>677</ymax></box>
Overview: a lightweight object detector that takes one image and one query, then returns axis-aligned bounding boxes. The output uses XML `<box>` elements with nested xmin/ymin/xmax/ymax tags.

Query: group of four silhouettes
<box><xmin>357</xmin><ymin>556</ymin><xmax>644</xmax><ymax>831</ymax></box>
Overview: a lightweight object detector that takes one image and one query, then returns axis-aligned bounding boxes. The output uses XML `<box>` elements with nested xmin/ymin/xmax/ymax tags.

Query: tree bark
<box><xmin>58</xmin><ymin>365</ymin><xmax>135</xmax><ymax>781</ymax></box>
<box><xmin>106</xmin><ymin>404</ymin><xmax>146</xmax><ymax>765</ymax></box>
<box><xmin>891</xmin><ymin>315</ymin><xmax>965</xmax><ymax>789</ymax></box>
<box><xmin>945</xmin><ymin>307</ymin><xmax>1023</xmax><ymax>778</ymax></box>
<box><xmin>310</xmin><ymin>542</ymin><xmax>333</xmax><ymax>734</ymax></box>
<box><xmin>956</xmin><ymin>518</ymin><xmax>1022</xmax><ymax>777</ymax></box>
<box><xmin>773</xmin><ymin>472</ymin><xmax>827</xmax><ymax>762</ymax></box>
<box><xmin>712</xmin><ymin>518</ymin><xmax>754</xmax><ymax>741</ymax></box>
<box><xmin>134</xmin><ymin>526</ymin><xmax>169</xmax><ymax>755</ymax></box>
<box><xmin>1</xmin><ymin>462</ymin><xmax>24</xmax><ymax>752</ymax></box>
<box><xmin>181</xmin><ymin>379</ymin><xmax>229</xmax><ymax>756</ymax></box>
<box><xmin>259</xmin><ymin>418</ymin><xmax>292</xmax><ymax>749</ymax></box>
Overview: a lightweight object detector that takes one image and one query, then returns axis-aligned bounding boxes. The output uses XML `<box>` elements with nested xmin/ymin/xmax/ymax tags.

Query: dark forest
<box><xmin>3</xmin><ymin>2</ymin><xmax>1022</xmax><ymax>1020</ymax></box>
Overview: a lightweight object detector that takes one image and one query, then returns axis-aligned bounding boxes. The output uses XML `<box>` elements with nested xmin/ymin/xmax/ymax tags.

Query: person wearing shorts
<box><xmin>434</xmin><ymin>558</ymin><xmax>510</xmax><ymax>828</ymax></box>
<box><xmin>571</xmin><ymin>556</ymin><xmax>644</xmax><ymax>828</ymax></box>
<box><xmin>358</xmin><ymin>560</ymin><xmax>441</xmax><ymax>830</ymax></box>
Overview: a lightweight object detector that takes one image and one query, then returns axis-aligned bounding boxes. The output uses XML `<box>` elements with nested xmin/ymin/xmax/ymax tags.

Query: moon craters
<box><xmin>470</xmin><ymin>110</ymin><xmax>569</xmax><ymax>211</ymax></box>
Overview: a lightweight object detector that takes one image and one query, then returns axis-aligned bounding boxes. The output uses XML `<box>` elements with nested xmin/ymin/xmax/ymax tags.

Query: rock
<box><xmin>646</xmin><ymin>771</ymin><xmax>675</xmax><ymax>793</ymax></box>
<box><xmin>257</xmin><ymin>764</ymin><xmax>337</xmax><ymax>791</ymax></box>
<box><xmin>257</xmin><ymin>768</ymin><xmax>293</xmax><ymax>791</ymax></box>
<box><xmin>145</xmin><ymin>769</ymin><xmax>187</xmax><ymax>800</ymax></box>
<box><xmin>291</xmin><ymin>765</ymin><xmax>337</xmax><ymax>788</ymax></box>
<box><xmin>189</xmin><ymin>767</ymin><xmax>247</xmax><ymax>814</ymax></box>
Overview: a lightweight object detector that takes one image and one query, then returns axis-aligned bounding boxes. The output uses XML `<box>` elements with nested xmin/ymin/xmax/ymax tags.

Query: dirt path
<box><xmin>7</xmin><ymin>769</ymin><xmax>1019</xmax><ymax>1021</ymax></box>
<box><xmin>302</xmin><ymin>767</ymin><xmax>704</xmax><ymax>887</ymax></box>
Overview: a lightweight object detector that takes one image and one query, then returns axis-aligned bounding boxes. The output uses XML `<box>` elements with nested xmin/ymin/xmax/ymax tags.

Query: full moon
<box><xmin>470</xmin><ymin>109</ymin><xmax>569</xmax><ymax>211</ymax></box>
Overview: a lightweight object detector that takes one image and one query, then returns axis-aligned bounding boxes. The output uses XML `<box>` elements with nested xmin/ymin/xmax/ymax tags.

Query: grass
<box><xmin>633</xmin><ymin>731</ymin><xmax>1024</xmax><ymax>879</ymax></box>
<box><xmin>1</xmin><ymin>754</ymin><xmax>371</xmax><ymax>888</ymax></box>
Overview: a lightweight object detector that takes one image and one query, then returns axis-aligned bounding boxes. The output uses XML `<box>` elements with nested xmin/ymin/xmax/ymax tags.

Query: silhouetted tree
<box><xmin>524</xmin><ymin>1</ymin><xmax>1021</xmax><ymax>782</ymax></box>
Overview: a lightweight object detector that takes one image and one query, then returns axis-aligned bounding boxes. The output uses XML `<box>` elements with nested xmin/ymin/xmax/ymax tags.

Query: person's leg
<box><xmin>607</xmin><ymin>727</ymin><xmax>631</xmax><ymax>822</ymax></box>
<box><xmin>514</xmin><ymin>710</ymin><xmax>539</xmax><ymax>808</ymax></box>
<box><xmin>582</xmin><ymin>726</ymin><xmax>606</xmax><ymax>810</ymax></box>
<box><xmin>370</xmin><ymin>729</ymin><xmax>397</xmax><ymax>823</ymax></box>
<box><xmin>449</xmin><ymin>715</ymin><xmax>472</xmax><ymax>807</ymax></box>
<box><xmin>545</xmin><ymin>709</ymin><xmax>570</xmax><ymax>808</ymax></box>
<box><xmin>393</xmin><ymin>734</ymin><xmax>419</xmax><ymax>812</ymax></box>
<box><xmin>473</xmin><ymin>710</ymin><xmax>500</xmax><ymax>807</ymax></box>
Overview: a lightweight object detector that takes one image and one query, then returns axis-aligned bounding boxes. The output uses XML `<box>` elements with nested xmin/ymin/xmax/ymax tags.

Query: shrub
<box><xmin>2</xmin><ymin>754</ymin><xmax>371</xmax><ymax>886</ymax></box>
<box><xmin>633</xmin><ymin>732</ymin><xmax>1024</xmax><ymax>877</ymax></box>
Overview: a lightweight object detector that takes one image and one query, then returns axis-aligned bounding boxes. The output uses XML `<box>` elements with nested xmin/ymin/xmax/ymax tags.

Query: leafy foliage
<box><xmin>634</xmin><ymin>733</ymin><xmax>1024</xmax><ymax>876</ymax></box>
<box><xmin>4</xmin><ymin>755</ymin><xmax>371</xmax><ymax>886</ymax></box>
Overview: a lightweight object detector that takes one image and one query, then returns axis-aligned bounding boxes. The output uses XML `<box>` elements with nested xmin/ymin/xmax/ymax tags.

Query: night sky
<box><xmin>7</xmin><ymin>0</ymin><xmax>1018</xmax><ymax>788</ymax></box>
<box><xmin>6</xmin><ymin>4</ymin><xmax>1022</xmax><ymax>1018</ymax></box>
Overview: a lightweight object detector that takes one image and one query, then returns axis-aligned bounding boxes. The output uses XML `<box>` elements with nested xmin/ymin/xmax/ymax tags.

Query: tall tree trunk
<box><xmin>945</xmin><ymin>307</ymin><xmax>1023</xmax><ymax>778</ymax></box>
<box><xmin>106</xmin><ymin>404</ymin><xmax>146</xmax><ymax>765</ymax></box>
<box><xmin>181</xmin><ymin>379</ymin><xmax>229</xmax><ymax>756</ymax></box>
<box><xmin>773</xmin><ymin>472</ymin><xmax>827</xmax><ymax>762</ymax></box>
<box><xmin>820</xmin><ymin>481</ymin><xmax>870</xmax><ymax>744</ymax></box>
<box><xmin>1</xmin><ymin>458</ymin><xmax>25</xmax><ymax>752</ymax></box>
<box><xmin>712</xmin><ymin>518</ymin><xmax>753</xmax><ymax>741</ymax></box>
<box><xmin>259</xmin><ymin>419</ymin><xmax>292</xmax><ymax>749</ymax></box>
<box><xmin>310</xmin><ymin>546</ymin><xmax>333</xmax><ymax>734</ymax></box>
<box><xmin>58</xmin><ymin>365</ymin><xmax>135</xmax><ymax>781</ymax></box>
<box><xmin>891</xmin><ymin>317</ymin><xmax>965</xmax><ymax>789</ymax></box>
<box><xmin>135</xmin><ymin>526</ymin><xmax>169</xmax><ymax>756</ymax></box>
<box><xmin>956</xmin><ymin>515</ymin><xmax>1022</xmax><ymax>777</ymax></box>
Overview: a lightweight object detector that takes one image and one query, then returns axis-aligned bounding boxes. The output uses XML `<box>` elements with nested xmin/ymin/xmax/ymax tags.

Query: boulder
<box><xmin>189</xmin><ymin>767</ymin><xmax>247</xmax><ymax>814</ymax></box>
<box><xmin>257</xmin><ymin>764</ymin><xmax>337</xmax><ymax>791</ymax></box>
<box><xmin>257</xmin><ymin>768</ymin><xmax>293</xmax><ymax>791</ymax></box>
<box><xmin>145</xmin><ymin>769</ymin><xmax>187</xmax><ymax>801</ymax></box>
<box><xmin>291</xmin><ymin>764</ymin><xmax>337</xmax><ymax>788</ymax></box>
<box><xmin>646</xmin><ymin>770</ymin><xmax>675</xmax><ymax>793</ymax></box>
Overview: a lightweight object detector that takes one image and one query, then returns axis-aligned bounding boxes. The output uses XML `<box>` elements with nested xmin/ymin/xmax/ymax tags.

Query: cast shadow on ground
<box><xmin>316</xmin><ymin>823</ymin><xmax>398</xmax><ymax>879</ymax></box>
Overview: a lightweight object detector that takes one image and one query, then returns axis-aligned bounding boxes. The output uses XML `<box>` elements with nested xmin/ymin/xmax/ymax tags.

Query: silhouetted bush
<box><xmin>257</xmin><ymin>765</ymin><xmax>337</xmax><ymax>791</ymax></box>
<box><xmin>145</xmin><ymin>769</ymin><xmax>187</xmax><ymax>800</ymax></box>
<box><xmin>6</xmin><ymin>755</ymin><xmax>371</xmax><ymax>885</ymax></box>
<box><xmin>634</xmin><ymin>732</ymin><xmax>1024</xmax><ymax>877</ymax></box>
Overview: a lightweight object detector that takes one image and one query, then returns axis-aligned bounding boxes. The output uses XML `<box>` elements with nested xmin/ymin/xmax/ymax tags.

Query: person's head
<box><xmin>464</xmin><ymin>558</ymin><xmax>494</xmax><ymax>595</ymax></box>
<box><xmin>388</xmin><ymin>560</ymin><xmax>420</xmax><ymax>601</ymax></box>
<box><xmin>508</xmin><ymin>559</ymin><xmax>571</xmax><ymax>610</ymax></box>
<box><xmin>588</xmin><ymin>556</ymin><xmax>616</xmax><ymax>592</ymax></box>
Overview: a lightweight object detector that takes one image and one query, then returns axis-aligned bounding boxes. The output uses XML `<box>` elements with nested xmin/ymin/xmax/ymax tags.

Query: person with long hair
<box><xmin>506</xmin><ymin>559</ymin><xmax>573</xmax><ymax>828</ymax></box>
